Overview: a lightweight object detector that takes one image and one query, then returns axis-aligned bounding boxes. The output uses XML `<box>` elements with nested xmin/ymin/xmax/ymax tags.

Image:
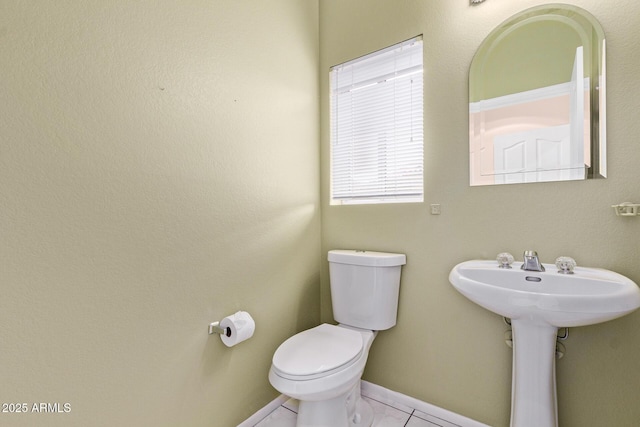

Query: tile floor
<box><xmin>253</xmin><ymin>391</ymin><xmax>463</xmax><ymax>427</ymax></box>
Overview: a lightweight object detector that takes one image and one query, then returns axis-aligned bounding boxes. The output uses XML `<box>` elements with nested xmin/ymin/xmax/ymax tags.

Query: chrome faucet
<box><xmin>521</xmin><ymin>250</ymin><xmax>545</xmax><ymax>272</ymax></box>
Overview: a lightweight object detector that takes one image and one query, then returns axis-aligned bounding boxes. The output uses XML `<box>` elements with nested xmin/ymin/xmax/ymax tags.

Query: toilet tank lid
<box><xmin>328</xmin><ymin>250</ymin><xmax>406</xmax><ymax>267</ymax></box>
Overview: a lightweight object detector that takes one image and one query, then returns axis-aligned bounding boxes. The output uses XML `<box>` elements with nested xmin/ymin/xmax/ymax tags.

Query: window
<box><xmin>330</xmin><ymin>36</ymin><xmax>424</xmax><ymax>205</ymax></box>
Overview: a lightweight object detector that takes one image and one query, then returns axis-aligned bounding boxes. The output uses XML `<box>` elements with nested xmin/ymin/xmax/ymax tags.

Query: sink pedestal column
<box><xmin>510</xmin><ymin>320</ymin><xmax>558</xmax><ymax>427</ymax></box>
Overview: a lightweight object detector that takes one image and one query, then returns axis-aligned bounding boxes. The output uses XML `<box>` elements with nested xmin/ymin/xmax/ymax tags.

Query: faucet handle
<box><xmin>555</xmin><ymin>256</ymin><xmax>576</xmax><ymax>274</ymax></box>
<box><xmin>497</xmin><ymin>252</ymin><xmax>515</xmax><ymax>269</ymax></box>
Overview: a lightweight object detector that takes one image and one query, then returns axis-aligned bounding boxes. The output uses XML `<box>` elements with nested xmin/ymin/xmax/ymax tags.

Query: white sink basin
<box><xmin>449</xmin><ymin>260</ymin><xmax>640</xmax><ymax>327</ymax></box>
<box><xmin>450</xmin><ymin>259</ymin><xmax>640</xmax><ymax>427</ymax></box>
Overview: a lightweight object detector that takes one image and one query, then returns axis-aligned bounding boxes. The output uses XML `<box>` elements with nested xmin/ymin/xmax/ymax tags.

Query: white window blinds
<box><xmin>330</xmin><ymin>37</ymin><xmax>424</xmax><ymax>205</ymax></box>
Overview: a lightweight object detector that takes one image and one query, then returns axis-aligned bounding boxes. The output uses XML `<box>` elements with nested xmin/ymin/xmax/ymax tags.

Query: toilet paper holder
<box><xmin>208</xmin><ymin>321</ymin><xmax>231</xmax><ymax>337</ymax></box>
<box><xmin>208</xmin><ymin>311</ymin><xmax>255</xmax><ymax>347</ymax></box>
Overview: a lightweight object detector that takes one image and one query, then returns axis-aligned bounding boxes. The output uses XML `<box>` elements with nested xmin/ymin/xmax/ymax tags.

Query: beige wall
<box><xmin>320</xmin><ymin>1</ymin><xmax>640</xmax><ymax>426</ymax></box>
<box><xmin>0</xmin><ymin>1</ymin><xmax>319</xmax><ymax>426</ymax></box>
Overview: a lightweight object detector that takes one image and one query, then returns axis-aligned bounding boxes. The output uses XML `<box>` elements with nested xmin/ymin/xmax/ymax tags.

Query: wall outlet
<box><xmin>430</xmin><ymin>204</ymin><xmax>441</xmax><ymax>215</ymax></box>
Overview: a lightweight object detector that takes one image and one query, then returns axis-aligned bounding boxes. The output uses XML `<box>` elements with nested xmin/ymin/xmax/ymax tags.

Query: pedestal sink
<box><xmin>449</xmin><ymin>259</ymin><xmax>640</xmax><ymax>427</ymax></box>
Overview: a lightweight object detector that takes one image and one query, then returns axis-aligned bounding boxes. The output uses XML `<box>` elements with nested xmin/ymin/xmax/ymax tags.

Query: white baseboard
<box><xmin>360</xmin><ymin>381</ymin><xmax>491</xmax><ymax>427</ymax></box>
<box><xmin>236</xmin><ymin>394</ymin><xmax>289</xmax><ymax>427</ymax></box>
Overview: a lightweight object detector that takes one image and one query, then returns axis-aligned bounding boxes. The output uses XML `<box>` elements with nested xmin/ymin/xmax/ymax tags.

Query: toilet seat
<box><xmin>271</xmin><ymin>324</ymin><xmax>364</xmax><ymax>380</ymax></box>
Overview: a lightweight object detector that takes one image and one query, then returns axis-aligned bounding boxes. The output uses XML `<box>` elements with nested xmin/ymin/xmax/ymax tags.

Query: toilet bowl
<box><xmin>269</xmin><ymin>324</ymin><xmax>376</xmax><ymax>426</ymax></box>
<box><xmin>268</xmin><ymin>250</ymin><xmax>406</xmax><ymax>427</ymax></box>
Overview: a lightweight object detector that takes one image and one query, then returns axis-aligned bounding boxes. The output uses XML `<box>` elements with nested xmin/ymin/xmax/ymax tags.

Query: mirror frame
<box><xmin>469</xmin><ymin>4</ymin><xmax>606</xmax><ymax>186</ymax></box>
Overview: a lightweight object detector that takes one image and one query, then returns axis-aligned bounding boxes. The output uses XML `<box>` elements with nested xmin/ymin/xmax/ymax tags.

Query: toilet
<box><xmin>269</xmin><ymin>249</ymin><xmax>406</xmax><ymax>427</ymax></box>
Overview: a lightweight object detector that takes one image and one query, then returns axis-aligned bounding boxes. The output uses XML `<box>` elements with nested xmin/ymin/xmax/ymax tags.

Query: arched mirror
<box><xmin>469</xmin><ymin>4</ymin><xmax>606</xmax><ymax>186</ymax></box>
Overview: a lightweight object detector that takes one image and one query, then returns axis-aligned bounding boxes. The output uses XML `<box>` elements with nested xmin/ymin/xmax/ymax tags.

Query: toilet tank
<box><xmin>328</xmin><ymin>250</ymin><xmax>406</xmax><ymax>330</ymax></box>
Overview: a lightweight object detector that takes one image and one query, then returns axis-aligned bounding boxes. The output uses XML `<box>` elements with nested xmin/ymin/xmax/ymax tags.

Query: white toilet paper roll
<box><xmin>219</xmin><ymin>311</ymin><xmax>255</xmax><ymax>347</ymax></box>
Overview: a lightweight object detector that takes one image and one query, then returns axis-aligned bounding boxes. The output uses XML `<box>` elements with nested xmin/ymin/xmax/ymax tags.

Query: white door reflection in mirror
<box><xmin>569</xmin><ymin>46</ymin><xmax>586</xmax><ymax>172</ymax></box>
<box><xmin>491</xmin><ymin>47</ymin><xmax>586</xmax><ymax>184</ymax></box>
<box><xmin>493</xmin><ymin>124</ymin><xmax>581</xmax><ymax>184</ymax></box>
